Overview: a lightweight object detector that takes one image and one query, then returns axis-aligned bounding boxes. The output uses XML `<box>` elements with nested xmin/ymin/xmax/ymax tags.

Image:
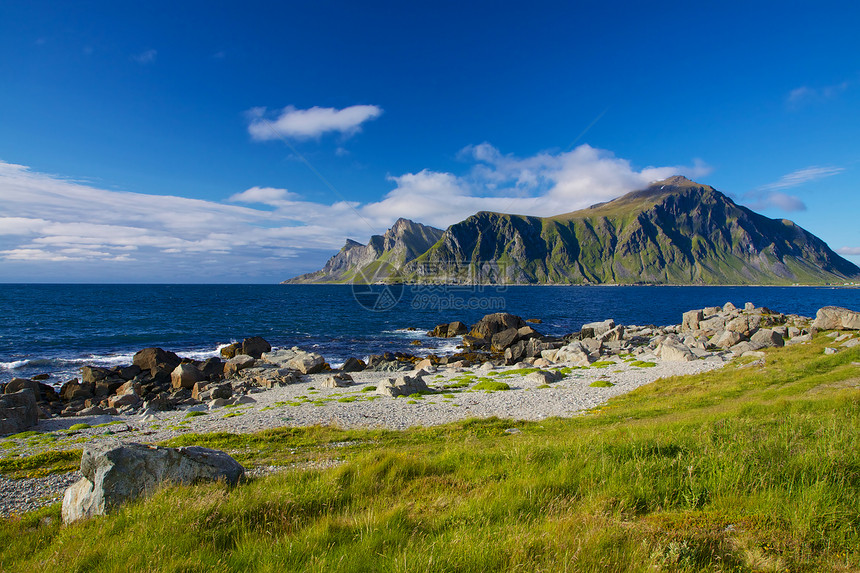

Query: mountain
<box><xmin>284</xmin><ymin>218</ymin><xmax>445</xmax><ymax>283</ymax></box>
<box><xmin>284</xmin><ymin>177</ymin><xmax>860</xmax><ymax>285</ymax></box>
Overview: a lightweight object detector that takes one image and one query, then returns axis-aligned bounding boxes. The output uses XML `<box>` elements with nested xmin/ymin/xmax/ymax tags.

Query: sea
<box><xmin>1</xmin><ymin>283</ymin><xmax>858</xmax><ymax>387</ymax></box>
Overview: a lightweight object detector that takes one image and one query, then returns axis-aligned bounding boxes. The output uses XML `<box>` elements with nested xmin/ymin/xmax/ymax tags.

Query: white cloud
<box><xmin>247</xmin><ymin>105</ymin><xmax>383</xmax><ymax>141</ymax></box>
<box><xmin>741</xmin><ymin>165</ymin><xmax>846</xmax><ymax>213</ymax></box>
<box><xmin>745</xmin><ymin>192</ymin><xmax>807</xmax><ymax>213</ymax></box>
<box><xmin>131</xmin><ymin>49</ymin><xmax>157</xmax><ymax>65</ymax></box>
<box><xmin>837</xmin><ymin>247</ymin><xmax>860</xmax><ymax>256</ymax></box>
<box><xmin>0</xmin><ymin>144</ymin><xmax>712</xmax><ymax>281</ymax></box>
<box><xmin>787</xmin><ymin>81</ymin><xmax>850</xmax><ymax>108</ymax></box>
<box><xmin>365</xmin><ymin>144</ymin><xmax>711</xmax><ymax>227</ymax></box>
<box><xmin>759</xmin><ymin>166</ymin><xmax>844</xmax><ymax>191</ymax></box>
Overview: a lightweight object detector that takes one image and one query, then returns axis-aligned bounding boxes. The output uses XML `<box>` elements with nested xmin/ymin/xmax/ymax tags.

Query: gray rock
<box><xmin>322</xmin><ymin>373</ymin><xmax>354</xmax><ymax>388</ymax></box>
<box><xmin>525</xmin><ymin>370</ymin><xmax>563</xmax><ymax>384</ymax></box>
<box><xmin>224</xmin><ymin>354</ymin><xmax>256</xmax><ymax>376</ymax></box>
<box><xmin>133</xmin><ymin>347</ymin><xmax>181</xmax><ymax>372</ymax></box>
<box><xmin>375</xmin><ymin>375</ymin><xmax>430</xmax><ymax>397</ymax></box>
<box><xmin>812</xmin><ymin>307</ymin><xmax>860</xmax><ymax>331</ymax></box>
<box><xmin>656</xmin><ymin>341</ymin><xmax>695</xmax><ymax>362</ymax></box>
<box><xmin>842</xmin><ymin>338</ymin><xmax>860</xmax><ymax>348</ymax></box>
<box><xmin>288</xmin><ymin>352</ymin><xmax>325</xmax><ymax>374</ymax></box>
<box><xmin>171</xmin><ymin>364</ymin><xmax>205</xmax><ymax>390</ymax></box>
<box><xmin>681</xmin><ymin>309</ymin><xmax>704</xmax><ymax>332</ymax></box>
<box><xmin>61</xmin><ymin>442</ymin><xmax>244</xmax><ymax>524</ymax></box>
<box><xmin>0</xmin><ymin>389</ymin><xmax>40</xmax><ymax>435</ymax></box>
<box><xmin>491</xmin><ymin>327</ymin><xmax>520</xmax><ymax>352</ymax></box>
<box><xmin>582</xmin><ymin>319</ymin><xmax>615</xmax><ymax>338</ymax></box>
<box><xmin>208</xmin><ymin>398</ymin><xmax>231</xmax><ymax>409</ymax></box>
<box><xmin>710</xmin><ymin>330</ymin><xmax>743</xmax><ymax>349</ymax></box>
<box><xmin>599</xmin><ymin>325</ymin><xmax>626</xmax><ymax>342</ymax></box>
<box><xmin>241</xmin><ymin>336</ymin><xmax>271</xmax><ymax>359</ymax></box>
<box><xmin>749</xmin><ymin>329</ymin><xmax>784</xmax><ymax>349</ymax></box>
<box><xmin>824</xmin><ymin>347</ymin><xmax>839</xmax><ymax>355</ymax></box>
<box><xmin>340</xmin><ymin>357</ymin><xmax>366</xmax><ymax>372</ymax></box>
<box><xmin>547</xmin><ymin>341</ymin><xmax>593</xmax><ymax>366</ymax></box>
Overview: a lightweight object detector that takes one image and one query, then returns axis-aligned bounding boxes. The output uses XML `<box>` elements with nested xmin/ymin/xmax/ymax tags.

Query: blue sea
<box><xmin>1</xmin><ymin>284</ymin><xmax>858</xmax><ymax>387</ymax></box>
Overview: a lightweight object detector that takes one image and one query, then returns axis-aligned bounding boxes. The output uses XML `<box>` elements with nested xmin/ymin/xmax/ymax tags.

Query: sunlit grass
<box><xmin>0</xmin><ymin>335</ymin><xmax>857</xmax><ymax>571</ymax></box>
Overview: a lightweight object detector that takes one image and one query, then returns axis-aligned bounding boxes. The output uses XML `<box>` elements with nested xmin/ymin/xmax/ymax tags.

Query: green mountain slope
<box><xmin>286</xmin><ymin>177</ymin><xmax>860</xmax><ymax>285</ymax></box>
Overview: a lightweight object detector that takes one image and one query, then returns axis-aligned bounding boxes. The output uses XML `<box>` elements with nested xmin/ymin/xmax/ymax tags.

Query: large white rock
<box><xmin>61</xmin><ymin>442</ymin><xmax>244</xmax><ymax>525</ymax></box>
<box><xmin>0</xmin><ymin>389</ymin><xmax>39</xmax><ymax>435</ymax></box>
<box><xmin>550</xmin><ymin>341</ymin><xmax>593</xmax><ymax>366</ymax></box>
<box><xmin>812</xmin><ymin>307</ymin><xmax>860</xmax><ymax>331</ymax></box>
<box><xmin>656</xmin><ymin>341</ymin><xmax>695</xmax><ymax>362</ymax></box>
<box><xmin>582</xmin><ymin>319</ymin><xmax>615</xmax><ymax>338</ymax></box>
<box><xmin>375</xmin><ymin>375</ymin><xmax>429</xmax><ymax>397</ymax></box>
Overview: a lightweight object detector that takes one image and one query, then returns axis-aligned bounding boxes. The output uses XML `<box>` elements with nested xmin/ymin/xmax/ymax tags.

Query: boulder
<box><xmin>812</xmin><ymin>306</ymin><xmax>860</xmax><ymax>331</ymax></box>
<box><xmin>428</xmin><ymin>321</ymin><xmax>468</xmax><ymax>338</ymax></box>
<box><xmin>220</xmin><ymin>343</ymin><xmax>243</xmax><ymax>359</ymax></box>
<box><xmin>340</xmin><ymin>357</ymin><xmax>366</xmax><ymax>372</ymax></box>
<box><xmin>288</xmin><ymin>352</ymin><xmax>325</xmax><ymax>374</ymax></box>
<box><xmin>516</xmin><ymin>325</ymin><xmax>541</xmax><ymax>340</ymax></box>
<box><xmin>194</xmin><ymin>383</ymin><xmax>232</xmax><ymax>401</ymax></box>
<box><xmin>171</xmin><ymin>364</ymin><xmax>205</xmax><ymax>390</ymax></box>
<box><xmin>548</xmin><ymin>341</ymin><xmax>593</xmax><ymax>366</ymax></box>
<box><xmin>375</xmin><ymin>375</ymin><xmax>430</xmax><ymax>397</ymax></box>
<box><xmin>133</xmin><ymin>348</ymin><xmax>181</xmax><ymax>372</ymax></box>
<box><xmin>468</xmin><ymin>313</ymin><xmax>527</xmax><ymax>340</ymax></box>
<box><xmin>656</xmin><ymin>341</ymin><xmax>695</xmax><ymax>362</ymax></box>
<box><xmin>710</xmin><ymin>330</ymin><xmax>743</xmax><ymax>349</ymax></box>
<box><xmin>81</xmin><ymin>366</ymin><xmax>111</xmax><ymax>384</ymax></box>
<box><xmin>241</xmin><ymin>337</ymin><xmax>272</xmax><ymax>359</ymax></box>
<box><xmin>582</xmin><ymin>319</ymin><xmax>615</xmax><ymax>338</ymax></box>
<box><xmin>198</xmin><ymin>357</ymin><xmax>224</xmax><ymax>379</ymax></box>
<box><xmin>749</xmin><ymin>328</ymin><xmax>785</xmax><ymax>349</ymax></box>
<box><xmin>461</xmin><ymin>335</ymin><xmax>489</xmax><ymax>350</ymax></box>
<box><xmin>224</xmin><ymin>355</ymin><xmax>256</xmax><ymax>376</ymax></box>
<box><xmin>4</xmin><ymin>378</ymin><xmax>41</xmax><ymax>396</ymax></box>
<box><xmin>0</xmin><ymin>389</ymin><xmax>40</xmax><ymax>434</ymax></box>
<box><xmin>321</xmin><ymin>373</ymin><xmax>354</xmax><ymax>388</ymax></box>
<box><xmin>491</xmin><ymin>327</ymin><xmax>520</xmax><ymax>352</ymax></box>
<box><xmin>61</xmin><ymin>442</ymin><xmax>244</xmax><ymax>524</ymax></box>
<box><xmin>599</xmin><ymin>325</ymin><xmax>625</xmax><ymax>342</ymax></box>
<box><xmin>117</xmin><ymin>365</ymin><xmax>143</xmax><ymax>381</ymax></box>
<box><xmin>681</xmin><ymin>309</ymin><xmax>704</xmax><ymax>332</ymax></box>
<box><xmin>504</xmin><ymin>340</ymin><xmax>528</xmax><ymax>365</ymax></box>
<box><xmin>60</xmin><ymin>380</ymin><xmax>94</xmax><ymax>402</ymax></box>
<box><xmin>525</xmin><ymin>370</ymin><xmax>563</xmax><ymax>384</ymax></box>
<box><xmin>698</xmin><ymin>316</ymin><xmax>728</xmax><ymax>335</ymax></box>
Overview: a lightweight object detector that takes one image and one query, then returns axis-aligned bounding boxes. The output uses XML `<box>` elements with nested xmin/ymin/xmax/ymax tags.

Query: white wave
<box><xmin>383</xmin><ymin>328</ymin><xmax>428</xmax><ymax>339</ymax></box>
<box><xmin>0</xmin><ymin>359</ymin><xmax>29</xmax><ymax>369</ymax></box>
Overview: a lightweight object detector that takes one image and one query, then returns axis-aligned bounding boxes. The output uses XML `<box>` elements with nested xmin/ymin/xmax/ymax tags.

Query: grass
<box><xmin>185</xmin><ymin>411</ymin><xmax>209</xmax><ymax>418</ymax></box>
<box><xmin>0</xmin><ymin>336</ymin><xmax>858</xmax><ymax>571</ymax></box>
<box><xmin>0</xmin><ymin>450</ymin><xmax>82</xmax><ymax>479</ymax></box>
<box><xmin>589</xmin><ymin>380</ymin><xmax>616</xmax><ymax>388</ymax></box>
<box><xmin>471</xmin><ymin>380</ymin><xmax>511</xmax><ymax>392</ymax></box>
<box><xmin>631</xmin><ymin>360</ymin><xmax>657</xmax><ymax>368</ymax></box>
<box><xmin>67</xmin><ymin>423</ymin><xmax>91</xmax><ymax>431</ymax></box>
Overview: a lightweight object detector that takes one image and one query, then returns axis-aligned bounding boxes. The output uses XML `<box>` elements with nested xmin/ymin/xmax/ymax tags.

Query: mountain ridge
<box><xmin>283</xmin><ymin>177</ymin><xmax>860</xmax><ymax>285</ymax></box>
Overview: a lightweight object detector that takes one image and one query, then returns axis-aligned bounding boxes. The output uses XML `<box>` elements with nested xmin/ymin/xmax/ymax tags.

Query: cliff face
<box><xmin>285</xmin><ymin>177</ymin><xmax>860</xmax><ymax>285</ymax></box>
<box><xmin>284</xmin><ymin>218</ymin><xmax>445</xmax><ymax>283</ymax></box>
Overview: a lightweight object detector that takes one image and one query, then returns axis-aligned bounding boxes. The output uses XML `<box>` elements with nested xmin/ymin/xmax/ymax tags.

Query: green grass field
<box><xmin>0</xmin><ymin>334</ymin><xmax>858</xmax><ymax>572</ymax></box>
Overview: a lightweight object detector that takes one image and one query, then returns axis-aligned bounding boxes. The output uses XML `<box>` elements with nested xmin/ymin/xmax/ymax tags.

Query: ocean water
<box><xmin>1</xmin><ymin>284</ymin><xmax>858</xmax><ymax>386</ymax></box>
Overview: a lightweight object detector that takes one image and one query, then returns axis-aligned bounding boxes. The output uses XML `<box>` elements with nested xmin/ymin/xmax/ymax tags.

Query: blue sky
<box><xmin>1</xmin><ymin>0</ymin><xmax>858</xmax><ymax>283</ymax></box>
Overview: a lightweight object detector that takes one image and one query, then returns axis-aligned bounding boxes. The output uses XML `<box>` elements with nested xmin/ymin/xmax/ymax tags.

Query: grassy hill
<box><xmin>2</xmin><ymin>337</ymin><xmax>859</xmax><ymax>571</ymax></box>
<box><xmin>407</xmin><ymin>176</ymin><xmax>860</xmax><ymax>285</ymax></box>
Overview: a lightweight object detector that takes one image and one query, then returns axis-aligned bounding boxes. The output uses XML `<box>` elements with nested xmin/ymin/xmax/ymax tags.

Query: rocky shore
<box><xmin>1</xmin><ymin>303</ymin><xmax>858</xmax><ymax>518</ymax></box>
